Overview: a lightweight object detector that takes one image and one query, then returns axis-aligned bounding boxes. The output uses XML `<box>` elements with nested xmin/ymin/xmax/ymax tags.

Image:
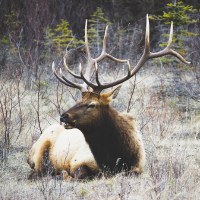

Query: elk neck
<box><xmin>79</xmin><ymin>105</ymin><xmax>139</xmax><ymax>171</ymax></box>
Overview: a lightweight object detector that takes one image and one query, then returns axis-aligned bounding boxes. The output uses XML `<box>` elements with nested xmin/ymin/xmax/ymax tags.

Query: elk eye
<box><xmin>88</xmin><ymin>103</ymin><xmax>95</xmax><ymax>108</ymax></box>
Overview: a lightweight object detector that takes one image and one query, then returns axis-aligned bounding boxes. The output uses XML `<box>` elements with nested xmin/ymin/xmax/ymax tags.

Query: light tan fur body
<box><xmin>27</xmin><ymin>124</ymin><xmax>99</xmax><ymax>179</ymax></box>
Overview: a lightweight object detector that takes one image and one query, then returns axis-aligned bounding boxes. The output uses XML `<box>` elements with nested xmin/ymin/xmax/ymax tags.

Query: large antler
<box><xmin>53</xmin><ymin>14</ymin><xmax>191</xmax><ymax>94</ymax></box>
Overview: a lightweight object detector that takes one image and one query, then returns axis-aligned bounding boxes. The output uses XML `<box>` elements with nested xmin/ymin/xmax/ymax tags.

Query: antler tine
<box><xmin>63</xmin><ymin>58</ymin><xmax>81</xmax><ymax>79</ymax></box>
<box><xmin>129</xmin><ymin>14</ymin><xmax>152</xmax><ymax>76</ymax></box>
<box><xmin>102</xmin><ymin>25</ymin><xmax>108</xmax><ymax>54</ymax></box>
<box><xmin>83</xmin><ymin>20</ymin><xmax>94</xmax><ymax>82</ymax></box>
<box><xmin>127</xmin><ymin>60</ymin><xmax>131</xmax><ymax>77</ymax></box>
<box><xmin>52</xmin><ymin>62</ymin><xmax>88</xmax><ymax>91</ymax></box>
<box><xmin>163</xmin><ymin>21</ymin><xmax>191</xmax><ymax>64</ymax></box>
<box><xmin>60</xmin><ymin>68</ymin><xmax>83</xmax><ymax>89</ymax></box>
<box><xmin>167</xmin><ymin>21</ymin><xmax>173</xmax><ymax>49</ymax></box>
<box><xmin>96</xmin><ymin>24</ymin><xmax>128</xmax><ymax>63</ymax></box>
<box><xmin>144</xmin><ymin>14</ymin><xmax>150</xmax><ymax>54</ymax></box>
<box><xmin>85</xmin><ymin>19</ymin><xmax>91</xmax><ymax>62</ymax></box>
<box><xmin>52</xmin><ymin>62</ymin><xmax>75</xmax><ymax>88</ymax></box>
<box><xmin>95</xmin><ymin>61</ymin><xmax>101</xmax><ymax>86</ymax></box>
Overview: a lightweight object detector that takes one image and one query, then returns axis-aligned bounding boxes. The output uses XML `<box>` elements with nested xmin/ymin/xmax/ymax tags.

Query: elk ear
<box><xmin>103</xmin><ymin>85</ymin><xmax>122</xmax><ymax>102</ymax></box>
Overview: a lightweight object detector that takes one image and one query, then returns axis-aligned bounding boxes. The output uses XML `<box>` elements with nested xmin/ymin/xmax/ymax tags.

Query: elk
<box><xmin>27</xmin><ymin>124</ymin><xmax>99</xmax><ymax>179</ymax></box>
<box><xmin>52</xmin><ymin>15</ymin><xmax>190</xmax><ymax>174</ymax></box>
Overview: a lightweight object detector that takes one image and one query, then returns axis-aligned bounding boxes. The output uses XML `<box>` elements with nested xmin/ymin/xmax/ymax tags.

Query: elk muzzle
<box><xmin>60</xmin><ymin>113</ymin><xmax>76</xmax><ymax>129</ymax></box>
<box><xmin>60</xmin><ymin>114</ymin><xmax>69</xmax><ymax>122</ymax></box>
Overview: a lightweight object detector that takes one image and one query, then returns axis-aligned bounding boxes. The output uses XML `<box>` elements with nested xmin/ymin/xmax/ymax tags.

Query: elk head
<box><xmin>60</xmin><ymin>85</ymin><xmax>122</xmax><ymax>132</ymax></box>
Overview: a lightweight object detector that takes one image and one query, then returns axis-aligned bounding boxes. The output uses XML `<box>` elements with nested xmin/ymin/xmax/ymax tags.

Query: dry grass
<box><xmin>0</xmin><ymin>65</ymin><xmax>200</xmax><ymax>200</ymax></box>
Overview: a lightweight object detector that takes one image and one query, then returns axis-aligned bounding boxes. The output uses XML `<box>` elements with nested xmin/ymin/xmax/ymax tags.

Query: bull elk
<box><xmin>27</xmin><ymin>124</ymin><xmax>99</xmax><ymax>179</ymax></box>
<box><xmin>52</xmin><ymin>15</ymin><xmax>190</xmax><ymax>174</ymax></box>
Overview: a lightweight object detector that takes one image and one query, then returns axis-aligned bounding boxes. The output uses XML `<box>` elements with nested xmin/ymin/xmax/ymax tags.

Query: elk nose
<box><xmin>60</xmin><ymin>114</ymin><xmax>69</xmax><ymax>122</ymax></box>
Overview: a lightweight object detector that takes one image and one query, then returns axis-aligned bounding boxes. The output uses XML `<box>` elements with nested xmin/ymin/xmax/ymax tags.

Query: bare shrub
<box><xmin>0</xmin><ymin>71</ymin><xmax>25</xmax><ymax>163</ymax></box>
<box><xmin>136</xmin><ymin>84</ymin><xmax>180</xmax><ymax>140</ymax></box>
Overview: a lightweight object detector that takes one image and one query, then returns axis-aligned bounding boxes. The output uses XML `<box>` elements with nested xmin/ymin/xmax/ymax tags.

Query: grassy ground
<box><xmin>0</xmin><ymin>65</ymin><xmax>200</xmax><ymax>199</ymax></box>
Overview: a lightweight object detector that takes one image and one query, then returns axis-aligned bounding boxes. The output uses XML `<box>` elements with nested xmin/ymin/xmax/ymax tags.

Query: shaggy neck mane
<box><xmin>80</xmin><ymin>106</ymin><xmax>139</xmax><ymax>171</ymax></box>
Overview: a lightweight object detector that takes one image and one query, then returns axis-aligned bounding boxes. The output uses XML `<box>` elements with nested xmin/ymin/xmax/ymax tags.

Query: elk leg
<box><xmin>72</xmin><ymin>165</ymin><xmax>91</xmax><ymax>179</ymax></box>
